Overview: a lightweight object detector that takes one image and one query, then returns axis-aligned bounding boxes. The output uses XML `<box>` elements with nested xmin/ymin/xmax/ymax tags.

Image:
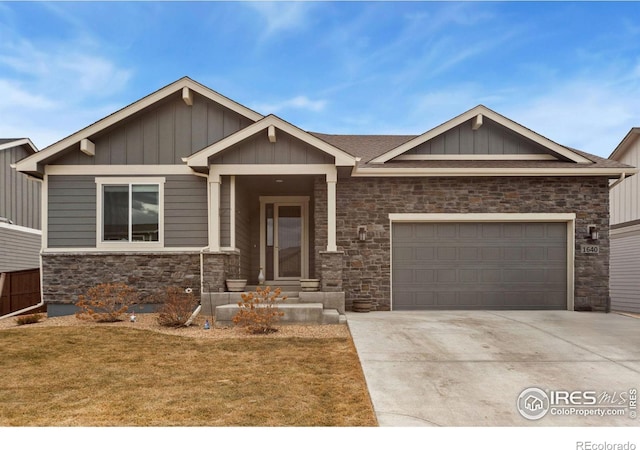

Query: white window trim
<box><xmin>388</xmin><ymin>213</ymin><xmax>576</xmax><ymax>311</ymax></box>
<box><xmin>95</xmin><ymin>177</ymin><xmax>166</xmax><ymax>250</ymax></box>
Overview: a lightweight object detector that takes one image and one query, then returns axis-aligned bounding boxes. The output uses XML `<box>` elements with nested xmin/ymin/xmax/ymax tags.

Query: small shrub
<box><xmin>156</xmin><ymin>287</ymin><xmax>199</xmax><ymax>327</ymax></box>
<box><xmin>232</xmin><ymin>286</ymin><xmax>286</xmax><ymax>334</ymax></box>
<box><xmin>75</xmin><ymin>283</ymin><xmax>139</xmax><ymax>322</ymax></box>
<box><xmin>15</xmin><ymin>314</ymin><xmax>43</xmax><ymax>326</ymax></box>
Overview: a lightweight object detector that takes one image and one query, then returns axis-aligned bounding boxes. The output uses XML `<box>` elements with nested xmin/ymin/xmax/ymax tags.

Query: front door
<box><xmin>260</xmin><ymin>196</ymin><xmax>309</xmax><ymax>281</ymax></box>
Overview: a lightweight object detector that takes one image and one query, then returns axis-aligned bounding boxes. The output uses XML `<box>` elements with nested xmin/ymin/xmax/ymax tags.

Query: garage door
<box><xmin>392</xmin><ymin>222</ymin><xmax>567</xmax><ymax>310</ymax></box>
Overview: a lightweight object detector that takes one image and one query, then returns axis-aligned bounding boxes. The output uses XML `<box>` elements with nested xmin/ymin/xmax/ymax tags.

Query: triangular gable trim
<box><xmin>186</xmin><ymin>114</ymin><xmax>358</xmax><ymax>168</ymax></box>
<box><xmin>369</xmin><ymin>105</ymin><xmax>592</xmax><ymax>164</ymax></box>
<box><xmin>0</xmin><ymin>138</ymin><xmax>38</xmax><ymax>154</ymax></box>
<box><xmin>15</xmin><ymin>77</ymin><xmax>264</xmax><ymax>174</ymax></box>
<box><xmin>609</xmin><ymin>127</ymin><xmax>640</xmax><ymax>161</ymax></box>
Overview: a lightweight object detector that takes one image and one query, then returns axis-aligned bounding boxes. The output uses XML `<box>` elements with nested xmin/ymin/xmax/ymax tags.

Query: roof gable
<box><xmin>15</xmin><ymin>77</ymin><xmax>263</xmax><ymax>175</ymax></box>
<box><xmin>50</xmin><ymin>91</ymin><xmax>254</xmax><ymax>166</ymax></box>
<box><xmin>187</xmin><ymin>115</ymin><xmax>358</xmax><ymax>169</ymax></box>
<box><xmin>609</xmin><ymin>127</ymin><xmax>640</xmax><ymax>162</ymax></box>
<box><xmin>0</xmin><ymin>138</ymin><xmax>38</xmax><ymax>154</ymax></box>
<box><xmin>370</xmin><ymin>105</ymin><xmax>592</xmax><ymax>164</ymax></box>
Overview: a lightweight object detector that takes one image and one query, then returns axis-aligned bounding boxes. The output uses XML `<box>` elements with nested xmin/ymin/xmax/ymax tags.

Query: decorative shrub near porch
<box><xmin>75</xmin><ymin>282</ymin><xmax>139</xmax><ymax>323</ymax></box>
<box><xmin>232</xmin><ymin>286</ymin><xmax>286</xmax><ymax>334</ymax></box>
<box><xmin>156</xmin><ymin>286</ymin><xmax>199</xmax><ymax>327</ymax></box>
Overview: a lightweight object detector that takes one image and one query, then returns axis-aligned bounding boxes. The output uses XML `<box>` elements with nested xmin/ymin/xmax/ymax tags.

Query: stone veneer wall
<box><xmin>201</xmin><ymin>251</ymin><xmax>240</xmax><ymax>293</ymax></box>
<box><xmin>334</xmin><ymin>176</ymin><xmax>610</xmax><ymax>312</ymax></box>
<box><xmin>42</xmin><ymin>252</ymin><xmax>201</xmax><ymax>304</ymax></box>
<box><xmin>319</xmin><ymin>251</ymin><xmax>344</xmax><ymax>292</ymax></box>
<box><xmin>313</xmin><ymin>176</ymin><xmax>328</xmax><ymax>280</ymax></box>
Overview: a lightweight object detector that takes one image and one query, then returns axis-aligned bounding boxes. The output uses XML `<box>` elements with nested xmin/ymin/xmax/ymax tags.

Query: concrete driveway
<box><xmin>347</xmin><ymin>310</ymin><xmax>640</xmax><ymax>426</ymax></box>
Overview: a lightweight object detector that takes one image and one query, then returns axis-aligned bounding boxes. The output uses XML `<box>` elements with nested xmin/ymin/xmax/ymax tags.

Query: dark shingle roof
<box><xmin>310</xmin><ymin>133</ymin><xmax>415</xmax><ymax>161</ymax></box>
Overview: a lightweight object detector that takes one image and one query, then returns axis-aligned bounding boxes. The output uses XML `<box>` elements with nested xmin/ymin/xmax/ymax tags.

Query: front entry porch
<box><xmin>199</xmin><ymin>172</ymin><xmax>346</xmax><ymax>324</ymax></box>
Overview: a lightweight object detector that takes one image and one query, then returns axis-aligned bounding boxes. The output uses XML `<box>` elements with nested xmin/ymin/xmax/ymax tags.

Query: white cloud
<box><xmin>0</xmin><ymin>37</ymin><xmax>132</xmax><ymax>97</ymax></box>
<box><xmin>0</xmin><ymin>7</ymin><xmax>133</xmax><ymax>148</ymax></box>
<box><xmin>503</xmin><ymin>79</ymin><xmax>640</xmax><ymax>157</ymax></box>
<box><xmin>0</xmin><ymin>79</ymin><xmax>57</xmax><ymax>110</ymax></box>
<box><xmin>253</xmin><ymin>95</ymin><xmax>327</xmax><ymax>114</ymax></box>
<box><xmin>246</xmin><ymin>2</ymin><xmax>316</xmax><ymax>39</ymax></box>
<box><xmin>378</xmin><ymin>68</ymin><xmax>640</xmax><ymax>158</ymax></box>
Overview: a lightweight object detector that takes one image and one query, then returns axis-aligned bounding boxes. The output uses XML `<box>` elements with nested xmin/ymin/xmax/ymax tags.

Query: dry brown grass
<box><xmin>0</xmin><ymin>322</ymin><xmax>377</xmax><ymax>427</ymax></box>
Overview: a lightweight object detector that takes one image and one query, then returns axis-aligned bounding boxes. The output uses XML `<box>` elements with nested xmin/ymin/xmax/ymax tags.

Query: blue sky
<box><xmin>1</xmin><ymin>1</ymin><xmax>639</xmax><ymax>157</ymax></box>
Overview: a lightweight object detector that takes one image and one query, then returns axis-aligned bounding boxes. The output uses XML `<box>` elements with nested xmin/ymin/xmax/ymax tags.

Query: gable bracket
<box><xmin>182</xmin><ymin>87</ymin><xmax>193</xmax><ymax>106</ymax></box>
<box><xmin>472</xmin><ymin>114</ymin><xmax>483</xmax><ymax>130</ymax></box>
<box><xmin>268</xmin><ymin>125</ymin><xmax>276</xmax><ymax>143</ymax></box>
<box><xmin>80</xmin><ymin>139</ymin><xmax>95</xmax><ymax>156</ymax></box>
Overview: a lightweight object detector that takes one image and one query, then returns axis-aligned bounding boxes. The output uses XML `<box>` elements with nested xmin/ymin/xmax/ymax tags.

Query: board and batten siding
<box><xmin>0</xmin><ymin>224</ymin><xmax>41</xmax><ymax>272</ymax></box>
<box><xmin>405</xmin><ymin>117</ymin><xmax>549</xmax><ymax>156</ymax></box>
<box><xmin>211</xmin><ymin>130</ymin><xmax>334</xmax><ymax>165</ymax></box>
<box><xmin>610</xmin><ymin>137</ymin><xmax>640</xmax><ymax>225</ymax></box>
<box><xmin>610</xmin><ymin>227</ymin><xmax>640</xmax><ymax>313</ymax></box>
<box><xmin>1</xmin><ymin>145</ymin><xmax>41</xmax><ymax>229</ymax></box>
<box><xmin>609</xmin><ymin>134</ymin><xmax>640</xmax><ymax>313</ymax></box>
<box><xmin>47</xmin><ymin>175</ymin><xmax>207</xmax><ymax>248</ymax></box>
<box><xmin>50</xmin><ymin>93</ymin><xmax>254</xmax><ymax>166</ymax></box>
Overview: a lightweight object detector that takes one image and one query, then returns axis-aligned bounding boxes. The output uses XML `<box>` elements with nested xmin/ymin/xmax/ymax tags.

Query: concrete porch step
<box><xmin>214</xmin><ymin>302</ymin><xmax>344</xmax><ymax>327</ymax></box>
<box><xmin>246</xmin><ymin>284</ymin><xmax>302</xmax><ymax>293</ymax></box>
<box><xmin>201</xmin><ymin>291</ymin><xmax>345</xmax><ymax>318</ymax></box>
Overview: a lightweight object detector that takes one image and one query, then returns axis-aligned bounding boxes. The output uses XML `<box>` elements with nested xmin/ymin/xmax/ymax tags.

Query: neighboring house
<box><xmin>14</xmin><ymin>77</ymin><xmax>635</xmax><ymax>316</ymax></box>
<box><xmin>609</xmin><ymin>128</ymin><xmax>640</xmax><ymax>314</ymax></box>
<box><xmin>0</xmin><ymin>138</ymin><xmax>41</xmax><ymax>273</ymax></box>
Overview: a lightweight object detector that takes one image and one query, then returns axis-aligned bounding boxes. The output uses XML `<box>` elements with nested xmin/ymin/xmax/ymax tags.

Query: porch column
<box><xmin>209</xmin><ymin>173</ymin><xmax>221</xmax><ymax>252</ymax></box>
<box><xmin>327</xmin><ymin>168</ymin><xmax>337</xmax><ymax>252</ymax></box>
<box><xmin>229</xmin><ymin>175</ymin><xmax>236</xmax><ymax>249</ymax></box>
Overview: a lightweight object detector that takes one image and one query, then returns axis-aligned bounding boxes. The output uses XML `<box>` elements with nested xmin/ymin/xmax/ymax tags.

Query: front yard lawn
<box><xmin>0</xmin><ymin>326</ymin><xmax>377</xmax><ymax>426</ymax></box>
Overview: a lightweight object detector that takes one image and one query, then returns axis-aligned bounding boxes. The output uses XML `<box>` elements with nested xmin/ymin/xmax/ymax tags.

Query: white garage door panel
<box><xmin>392</xmin><ymin>222</ymin><xmax>567</xmax><ymax>310</ymax></box>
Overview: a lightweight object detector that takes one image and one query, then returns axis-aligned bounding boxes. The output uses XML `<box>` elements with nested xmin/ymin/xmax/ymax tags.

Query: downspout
<box><xmin>189</xmin><ymin>168</ymin><xmax>211</xmax><ymax>301</ymax></box>
<box><xmin>609</xmin><ymin>172</ymin><xmax>626</xmax><ymax>190</ymax></box>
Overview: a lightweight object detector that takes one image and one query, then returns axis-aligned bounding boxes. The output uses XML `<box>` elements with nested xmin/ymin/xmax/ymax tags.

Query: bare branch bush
<box><xmin>75</xmin><ymin>283</ymin><xmax>139</xmax><ymax>323</ymax></box>
<box><xmin>232</xmin><ymin>286</ymin><xmax>286</xmax><ymax>334</ymax></box>
<box><xmin>156</xmin><ymin>286</ymin><xmax>198</xmax><ymax>327</ymax></box>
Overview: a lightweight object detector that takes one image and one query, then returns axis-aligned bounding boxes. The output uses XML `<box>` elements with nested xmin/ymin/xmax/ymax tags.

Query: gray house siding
<box><xmin>0</xmin><ymin>225</ymin><xmax>41</xmax><ymax>272</ymax></box>
<box><xmin>405</xmin><ymin>118</ymin><xmax>550</xmax><ymax>156</ymax></box>
<box><xmin>48</xmin><ymin>176</ymin><xmax>96</xmax><ymax>247</ymax></box>
<box><xmin>164</xmin><ymin>175</ymin><xmax>208</xmax><ymax>248</ymax></box>
<box><xmin>1</xmin><ymin>145</ymin><xmax>41</xmax><ymax>229</ymax></box>
<box><xmin>211</xmin><ymin>130</ymin><xmax>334</xmax><ymax>165</ymax></box>
<box><xmin>236</xmin><ymin>179</ymin><xmax>252</xmax><ymax>280</ymax></box>
<box><xmin>47</xmin><ymin>174</ymin><xmax>207</xmax><ymax>248</ymax></box>
<box><xmin>51</xmin><ymin>93</ymin><xmax>254</xmax><ymax>166</ymax></box>
<box><xmin>610</xmin><ymin>226</ymin><xmax>640</xmax><ymax>313</ymax></box>
<box><xmin>609</xmin><ymin>133</ymin><xmax>640</xmax><ymax>314</ymax></box>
